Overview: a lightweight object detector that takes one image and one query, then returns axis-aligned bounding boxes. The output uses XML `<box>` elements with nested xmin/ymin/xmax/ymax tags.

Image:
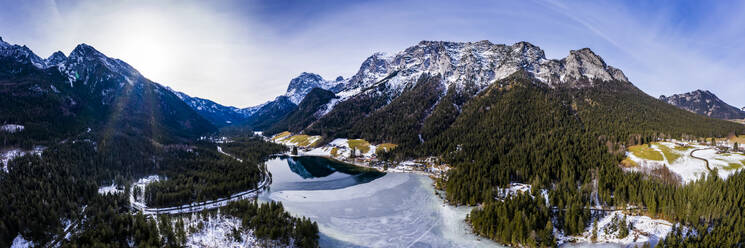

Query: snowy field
<box><xmin>0</xmin><ymin>124</ymin><xmax>24</xmax><ymax>133</ymax></box>
<box><xmin>10</xmin><ymin>234</ymin><xmax>32</xmax><ymax>248</ymax></box>
<box><xmin>182</xmin><ymin>213</ymin><xmax>258</xmax><ymax>248</ymax></box>
<box><xmin>1</xmin><ymin>146</ymin><xmax>45</xmax><ymax>172</ymax></box>
<box><xmin>270</xmin><ymin>132</ymin><xmax>383</xmax><ymax>160</ymax></box>
<box><xmin>560</xmin><ymin>211</ymin><xmax>690</xmax><ymax>248</ymax></box>
<box><xmin>294</xmin><ymin>138</ymin><xmax>378</xmax><ymax>159</ymax></box>
<box><xmin>97</xmin><ymin>183</ymin><xmax>124</xmax><ymax>195</ymax></box>
<box><xmin>625</xmin><ymin>141</ymin><xmax>745</xmax><ymax>183</ymax></box>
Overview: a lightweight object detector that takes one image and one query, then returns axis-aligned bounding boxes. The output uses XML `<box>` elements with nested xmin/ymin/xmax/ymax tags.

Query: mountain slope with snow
<box><xmin>249</xmin><ymin>40</ymin><xmax>745</xmax><ymax>157</ymax></box>
<box><xmin>332</xmin><ymin>40</ymin><xmax>628</xmax><ymax>98</ymax></box>
<box><xmin>659</xmin><ymin>90</ymin><xmax>745</xmax><ymax>119</ymax></box>
<box><xmin>284</xmin><ymin>72</ymin><xmax>343</xmax><ymax>105</ymax></box>
<box><xmin>168</xmin><ymin>88</ymin><xmax>248</xmax><ymax>127</ymax></box>
<box><xmin>0</xmin><ymin>37</ymin><xmax>216</xmax><ymax>145</ymax></box>
<box><xmin>291</xmin><ymin>41</ymin><xmax>633</xmax><ymax>144</ymax></box>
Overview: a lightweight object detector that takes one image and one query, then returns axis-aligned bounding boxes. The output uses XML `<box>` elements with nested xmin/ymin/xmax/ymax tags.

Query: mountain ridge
<box><xmin>0</xmin><ymin>37</ymin><xmax>216</xmax><ymax>145</ymax></box>
<box><xmin>659</xmin><ymin>89</ymin><xmax>745</xmax><ymax>119</ymax></box>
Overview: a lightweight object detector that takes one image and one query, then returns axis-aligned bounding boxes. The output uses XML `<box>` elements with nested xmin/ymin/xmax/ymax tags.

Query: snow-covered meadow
<box><xmin>0</xmin><ymin>124</ymin><xmax>24</xmax><ymax>133</ymax></box>
<box><xmin>624</xmin><ymin>141</ymin><xmax>745</xmax><ymax>183</ymax></box>
<box><xmin>1</xmin><ymin>146</ymin><xmax>45</xmax><ymax>172</ymax></box>
<box><xmin>183</xmin><ymin>213</ymin><xmax>259</xmax><ymax>248</ymax></box>
<box><xmin>560</xmin><ymin>211</ymin><xmax>691</xmax><ymax>247</ymax></box>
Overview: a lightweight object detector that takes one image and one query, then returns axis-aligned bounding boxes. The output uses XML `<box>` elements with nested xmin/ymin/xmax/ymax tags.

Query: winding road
<box><xmin>129</xmin><ymin>146</ymin><xmax>270</xmax><ymax>215</ymax></box>
<box><xmin>690</xmin><ymin>148</ymin><xmax>713</xmax><ymax>172</ymax></box>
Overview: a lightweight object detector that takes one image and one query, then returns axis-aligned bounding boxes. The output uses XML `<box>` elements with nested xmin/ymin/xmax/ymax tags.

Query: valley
<box><xmin>3</xmin><ymin>34</ymin><xmax>745</xmax><ymax>248</ymax></box>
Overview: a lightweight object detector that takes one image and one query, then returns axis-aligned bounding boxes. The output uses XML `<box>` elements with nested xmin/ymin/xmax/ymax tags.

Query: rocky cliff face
<box><xmin>284</xmin><ymin>72</ymin><xmax>341</xmax><ymax>105</ymax></box>
<box><xmin>333</xmin><ymin>40</ymin><xmax>628</xmax><ymax>96</ymax></box>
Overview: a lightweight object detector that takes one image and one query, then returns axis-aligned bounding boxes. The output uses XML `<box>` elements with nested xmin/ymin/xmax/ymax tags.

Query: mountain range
<box><xmin>175</xmin><ymin>40</ymin><xmax>633</xmax><ymax>131</ymax></box>
<box><xmin>0</xmin><ymin>36</ymin><xmax>214</xmax><ymax>147</ymax></box>
<box><xmin>167</xmin><ymin>71</ymin><xmax>344</xmax><ymax>128</ymax></box>
<box><xmin>660</xmin><ymin>90</ymin><xmax>745</xmax><ymax>119</ymax></box>
<box><xmin>233</xmin><ymin>41</ymin><xmax>742</xmax><ymax>146</ymax></box>
<box><xmin>3</xmin><ymin>36</ymin><xmax>745</xmax><ymax>248</ymax></box>
<box><xmin>4</xmin><ymin>36</ymin><xmax>741</xmax><ymax>151</ymax></box>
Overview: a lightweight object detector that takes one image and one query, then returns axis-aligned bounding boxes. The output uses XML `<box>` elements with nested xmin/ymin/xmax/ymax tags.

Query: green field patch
<box><xmin>375</xmin><ymin>143</ymin><xmax>398</xmax><ymax>154</ymax></box>
<box><xmin>628</xmin><ymin>144</ymin><xmax>664</xmax><ymax>161</ymax></box>
<box><xmin>621</xmin><ymin>157</ymin><xmax>639</xmax><ymax>167</ymax></box>
<box><xmin>286</xmin><ymin>135</ymin><xmax>320</xmax><ymax>147</ymax></box>
<box><xmin>272</xmin><ymin>131</ymin><xmax>291</xmax><ymax>141</ymax></box>
<box><xmin>348</xmin><ymin>139</ymin><xmax>371</xmax><ymax>154</ymax></box>
<box><xmin>330</xmin><ymin>147</ymin><xmax>339</xmax><ymax>157</ymax></box>
<box><xmin>723</xmin><ymin>162</ymin><xmax>744</xmax><ymax>171</ymax></box>
<box><xmin>654</xmin><ymin>143</ymin><xmax>682</xmax><ymax>164</ymax></box>
<box><xmin>673</xmin><ymin>146</ymin><xmax>690</xmax><ymax>152</ymax></box>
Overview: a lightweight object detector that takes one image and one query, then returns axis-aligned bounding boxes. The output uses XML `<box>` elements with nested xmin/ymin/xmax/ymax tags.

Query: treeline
<box><xmin>469</xmin><ymin>192</ymin><xmax>555</xmax><ymax>247</ymax></box>
<box><xmin>0</xmin><ymin>137</ymin><xmax>173</xmax><ymax>246</ymax></box>
<box><xmin>376</xmin><ymin>72</ymin><xmax>745</xmax><ymax>246</ymax></box>
<box><xmin>0</xmin><ymin>142</ymin><xmax>99</xmax><ymax>246</ymax></box>
<box><xmin>219</xmin><ymin>135</ymin><xmax>288</xmax><ymax>162</ymax></box>
<box><xmin>145</xmin><ymin>138</ymin><xmax>286</xmax><ymax>207</ymax></box>
<box><xmin>222</xmin><ymin>200</ymin><xmax>319</xmax><ymax>248</ymax></box>
<box><xmin>0</xmin><ymin>132</ymin><xmax>289</xmax><ymax>246</ymax></box>
<box><xmin>572</xmin><ymin>81</ymin><xmax>745</xmax><ymax>142</ymax></box>
<box><xmin>603</xmin><ymin>167</ymin><xmax>745</xmax><ymax>247</ymax></box>
<box><xmin>65</xmin><ymin>194</ymin><xmax>319</xmax><ymax>247</ymax></box>
<box><xmin>264</xmin><ymin>87</ymin><xmax>338</xmax><ymax>136</ymax></box>
<box><xmin>65</xmin><ymin>193</ymin><xmax>168</xmax><ymax>247</ymax></box>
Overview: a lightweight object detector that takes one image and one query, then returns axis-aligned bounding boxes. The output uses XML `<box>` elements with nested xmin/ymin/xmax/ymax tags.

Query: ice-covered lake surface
<box><xmin>259</xmin><ymin>156</ymin><xmax>503</xmax><ymax>248</ymax></box>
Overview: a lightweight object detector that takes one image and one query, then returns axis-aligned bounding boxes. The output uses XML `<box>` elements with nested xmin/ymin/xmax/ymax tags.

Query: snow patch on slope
<box><xmin>184</xmin><ymin>213</ymin><xmax>258</xmax><ymax>248</ymax></box>
<box><xmin>10</xmin><ymin>234</ymin><xmax>32</xmax><ymax>248</ymax></box>
<box><xmin>1</xmin><ymin>124</ymin><xmax>24</xmax><ymax>133</ymax></box>
<box><xmin>564</xmin><ymin>211</ymin><xmax>688</xmax><ymax>247</ymax></box>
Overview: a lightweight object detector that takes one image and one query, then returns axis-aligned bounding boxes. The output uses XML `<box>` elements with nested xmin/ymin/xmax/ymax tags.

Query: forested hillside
<box><xmin>301</xmin><ymin>69</ymin><xmax>744</xmax><ymax>246</ymax></box>
<box><xmin>264</xmin><ymin>88</ymin><xmax>338</xmax><ymax>136</ymax></box>
<box><xmin>0</xmin><ymin>40</ymin><xmax>313</xmax><ymax>247</ymax></box>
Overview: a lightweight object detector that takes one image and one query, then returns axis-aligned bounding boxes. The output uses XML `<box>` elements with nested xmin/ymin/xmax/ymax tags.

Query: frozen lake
<box><xmin>259</xmin><ymin>156</ymin><xmax>502</xmax><ymax>248</ymax></box>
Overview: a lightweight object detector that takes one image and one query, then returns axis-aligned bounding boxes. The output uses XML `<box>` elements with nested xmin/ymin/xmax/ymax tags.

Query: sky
<box><xmin>1</xmin><ymin>0</ymin><xmax>744</xmax><ymax>108</ymax></box>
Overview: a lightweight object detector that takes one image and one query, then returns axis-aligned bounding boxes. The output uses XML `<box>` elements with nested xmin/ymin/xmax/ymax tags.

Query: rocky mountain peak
<box><xmin>63</xmin><ymin>43</ymin><xmax>142</xmax><ymax>87</ymax></box>
<box><xmin>0</xmin><ymin>38</ymin><xmax>47</xmax><ymax>69</ymax></box>
<box><xmin>660</xmin><ymin>90</ymin><xmax>745</xmax><ymax>119</ymax></box>
<box><xmin>46</xmin><ymin>51</ymin><xmax>67</xmax><ymax>66</ymax></box>
<box><xmin>284</xmin><ymin>72</ymin><xmax>341</xmax><ymax>105</ymax></box>
<box><xmin>0</xmin><ymin>36</ymin><xmax>9</xmax><ymax>48</ymax></box>
<box><xmin>510</xmin><ymin>41</ymin><xmax>545</xmax><ymax>60</ymax></box>
<box><xmin>69</xmin><ymin>43</ymin><xmax>106</xmax><ymax>60</ymax></box>
<box><xmin>561</xmin><ymin>48</ymin><xmax>621</xmax><ymax>82</ymax></box>
<box><xmin>334</xmin><ymin>40</ymin><xmax>629</xmax><ymax>96</ymax></box>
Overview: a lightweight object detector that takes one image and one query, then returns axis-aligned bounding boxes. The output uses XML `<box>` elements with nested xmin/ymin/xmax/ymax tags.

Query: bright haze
<box><xmin>2</xmin><ymin>0</ymin><xmax>744</xmax><ymax>108</ymax></box>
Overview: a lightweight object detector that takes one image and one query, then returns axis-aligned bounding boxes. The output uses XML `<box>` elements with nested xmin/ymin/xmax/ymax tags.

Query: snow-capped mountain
<box><xmin>266</xmin><ymin>40</ymin><xmax>735</xmax><ymax>148</ymax></box>
<box><xmin>169</xmin><ymin>72</ymin><xmax>344</xmax><ymax>129</ymax></box>
<box><xmin>659</xmin><ymin>90</ymin><xmax>745</xmax><ymax>120</ymax></box>
<box><xmin>168</xmin><ymin>88</ymin><xmax>248</xmax><ymax>127</ymax></box>
<box><xmin>0</xmin><ymin>36</ymin><xmax>48</xmax><ymax>69</ymax></box>
<box><xmin>0</xmin><ymin>37</ymin><xmax>216</xmax><ymax>143</ymax></box>
<box><xmin>45</xmin><ymin>51</ymin><xmax>67</xmax><ymax>67</ymax></box>
<box><xmin>285</xmin><ymin>72</ymin><xmax>343</xmax><ymax>105</ymax></box>
<box><xmin>332</xmin><ymin>40</ymin><xmax>628</xmax><ymax>98</ymax></box>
